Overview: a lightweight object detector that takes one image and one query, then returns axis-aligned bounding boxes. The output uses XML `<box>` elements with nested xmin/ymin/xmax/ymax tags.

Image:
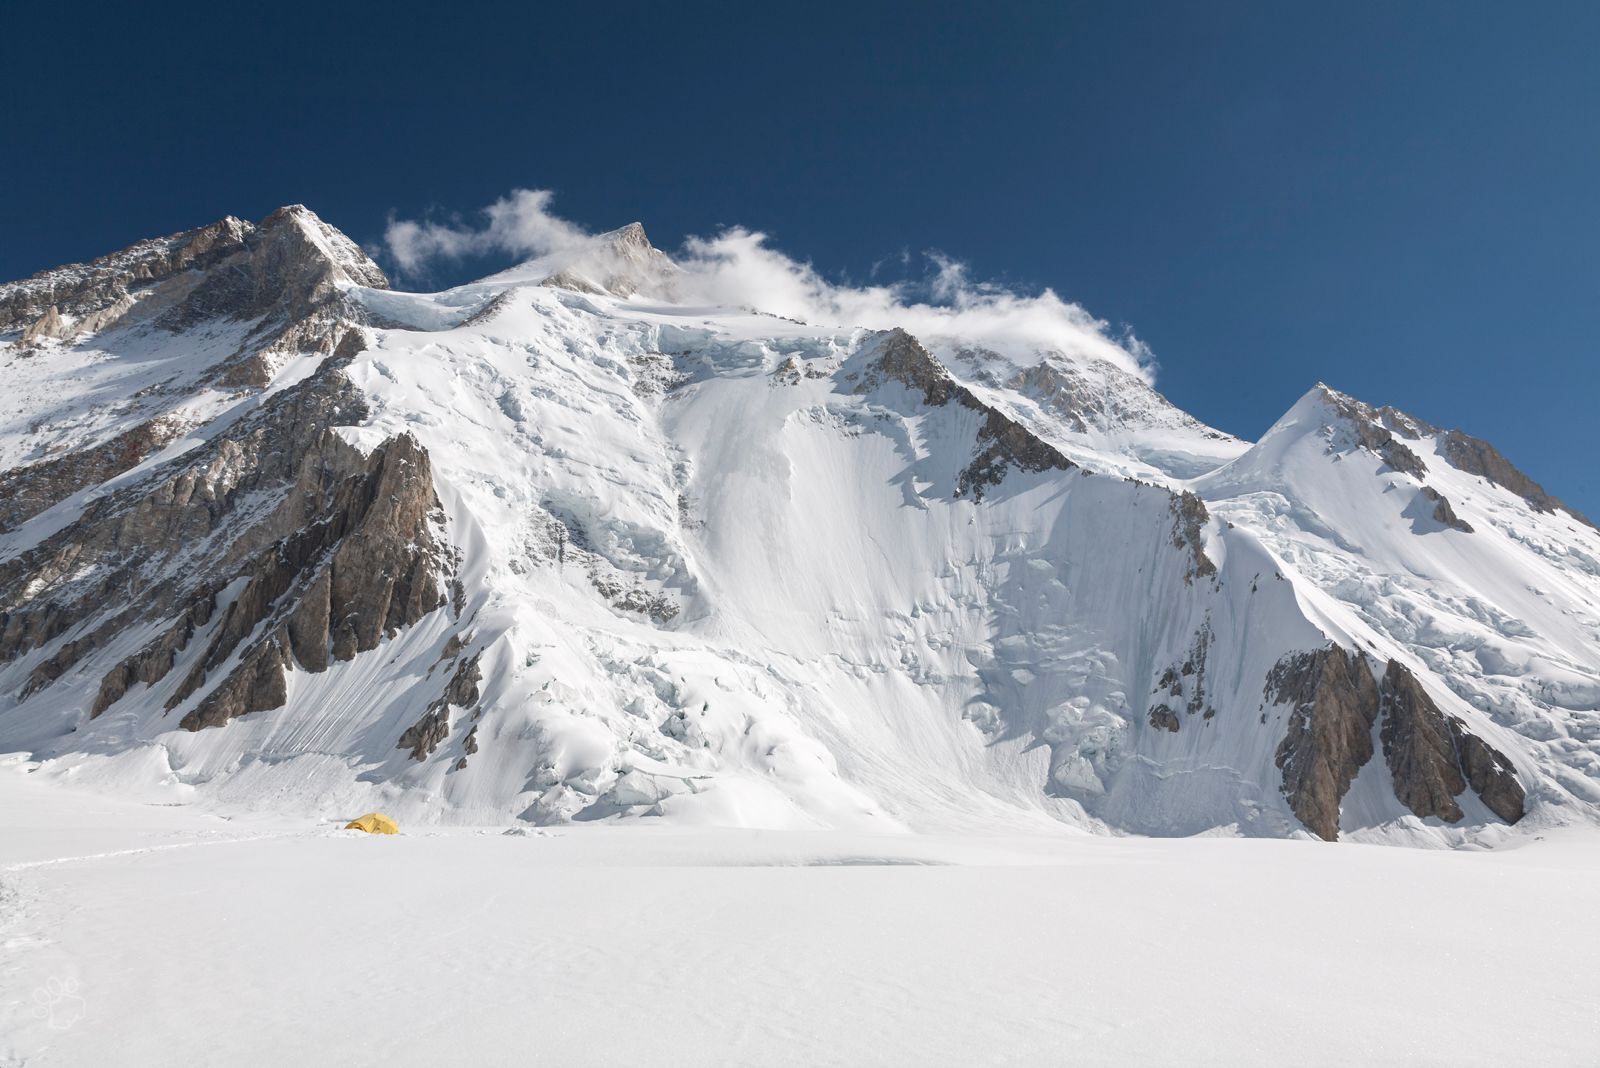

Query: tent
<box><xmin>344</xmin><ymin>812</ymin><xmax>399</xmax><ymax>835</ymax></box>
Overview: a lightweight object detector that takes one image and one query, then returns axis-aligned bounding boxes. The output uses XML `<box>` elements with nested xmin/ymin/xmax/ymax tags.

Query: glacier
<box><xmin>3</xmin><ymin>205</ymin><xmax>1598</xmax><ymax>848</ymax></box>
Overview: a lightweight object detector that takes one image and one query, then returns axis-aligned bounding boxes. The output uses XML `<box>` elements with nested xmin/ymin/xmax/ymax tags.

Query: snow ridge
<box><xmin>2</xmin><ymin>208</ymin><xmax>1598</xmax><ymax>847</ymax></box>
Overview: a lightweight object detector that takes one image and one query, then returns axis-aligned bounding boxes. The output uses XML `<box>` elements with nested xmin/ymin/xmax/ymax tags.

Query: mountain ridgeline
<box><xmin>3</xmin><ymin>206</ymin><xmax>1598</xmax><ymax>845</ymax></box>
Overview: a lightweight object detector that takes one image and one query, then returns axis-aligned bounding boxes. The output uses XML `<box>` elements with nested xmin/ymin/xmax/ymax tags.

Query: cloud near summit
<box><xmin>382</xmin><ymin>188</ymin><xmax>1156</xmax><ymax>381</ymax></box>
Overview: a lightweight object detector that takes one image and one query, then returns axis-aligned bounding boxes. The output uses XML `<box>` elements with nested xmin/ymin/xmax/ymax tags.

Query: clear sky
<box><xmin>6</xmin><ymin>2</ymin><xmax>1596</xmax><ymax>514</ymax></box>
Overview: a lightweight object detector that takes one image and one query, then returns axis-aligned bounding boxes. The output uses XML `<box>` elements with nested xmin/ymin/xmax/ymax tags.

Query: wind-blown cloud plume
<box><xmin>383</xmin><ymin>188</ymin><xmax>1156</xmax><ymax>380</ymax></box>
<box><xmin>384</xmin><ymin>189</ymin><xmax>590</xmax><ymax>274</ymax></box>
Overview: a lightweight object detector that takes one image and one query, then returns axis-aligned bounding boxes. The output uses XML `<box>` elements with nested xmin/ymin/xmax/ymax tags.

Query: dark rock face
<box><xmin>858</xmin><ymin>329</ymin><xmax>1077</xmax><ymax>500</ymax></box>
<box><xmin>865</xmin><ymin>329</ymin><xmax>1221</xmax><ymax>590</ymax></box>
<box><xmin>0</xmin><ymin>415</ymin><xmax>189</xmax><ymax>534</ymax></box>
<box><xmin>1317</xmin><ymin>386</ymin><xmax>1429</xmax><ymax>479</ymax></box>
<box><xmin>1440</xmin><ymin>429</ymin><xmax>1592</xmax><ymax>527</ymax></box>
<box><xmin>1268</xmin><ymin>646</ymin><xmax>1379</xmax><ymax>841</ymax></box>
<box><xmin>1148</xmin><ymin>705</ymin><xmax>1181</xmax><ymax>732</ymax></box>
<box><xmin>399</xmin><ymin>652</ymin><xmax>483</xmax><ymax>761</ymax></box>
<box><xmin>1</xmin><ymin>329</ymin><xmax>454</xmax><ymax>735</ymax></box>
<box><xmin>0</xmin><ymin>216</ymin><xmax>254</xmax><ymax>334</ymax></box>
<box><xmin>1379</xmin><ymin>661</ymin><xmax>1525</xmax><ymax>825</ymax></box>
<box><xmin>1169</xmin><ymin>492</ymin><xmax>1218</xmax><ymax>583</ymax></box>
<box><xmin>957</xmin><ymin>407</ymin><xmax>1078</xmax><ymax>501</ymax></box>
<box><xmin>2</xmin><ymin>348</ymin><xmax>364</xmax><ymax>670</ymax></box>
<box><xmin>162</xmin><ymin>205</ymin><xmax>387</xmax><ymax>329</ymax></box>
<box><xmin>1378</xmin><ymin>661</ymin><xmax>1468</xmax><ymax>822</ymax></box>
<box><xmin>180</xmin><ymin>637</ymin><xmax>292</xmax><ymax>731</ymax></box>
<box><xmin>1</xmin><ymin>207</ymin><xmax>385</xmax><ymax>354</ymax></box>
<box><xmin>1152</xmin><ymin>625</ymin><xmax>1218</xmax><ymax>723</ymax></box>
<box><xmin>1449</xmin><ymin>719</ymin><xmax>1526</xmax><ymax>824</ymax></box>
<box><xmin>1315</xmin><ymin>385</ymin><xmax>1591</xmax><ymax>529</ymax></box>
<box><xmin>1</xmin><ymin>208</ymin><xmax>391</xmax><ymax>540</ymax></box>
<box><xmin>1268</xmin><ymin>649</ymin><xmax>1527</xmax><ymax>838</ymax></box>
<box><xmin>91</xmin><ymin>594</ymin><xmax>217</xmax><ymax>717</ymax></box>
<box><xmin>172</xmin><ymin>430</ymin><xmax>449</xmax><ymax>731</ymax></box>
<box><xmin>1417</xmin><ymin>486</ymin><xmax>1474</xmax><ymax>534</ymax></box>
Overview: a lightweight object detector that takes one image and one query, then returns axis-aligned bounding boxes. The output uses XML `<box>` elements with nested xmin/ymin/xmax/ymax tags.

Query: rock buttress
<box><xmin>1377</xmin><ymin>661</ymin><xmax>1468</xmax><ymax>822</ymax></box>
<box><xmin>1268</xmin><ymin>645</ymin><xmax>1379</xmax><ymax>840</ymax></box>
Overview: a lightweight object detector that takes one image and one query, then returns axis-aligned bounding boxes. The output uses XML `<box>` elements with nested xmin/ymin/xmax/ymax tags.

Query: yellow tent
<box><xmin>344</xmin><ymin>812</ymin><xmax>399</xmax><ymax>835</ymax></box>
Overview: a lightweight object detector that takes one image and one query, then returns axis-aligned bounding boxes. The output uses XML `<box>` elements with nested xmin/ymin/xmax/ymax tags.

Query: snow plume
<box><xmin>384</xmin><ymin>189</ymin><xmax>590</xmax><ymax>275</ymax></box>
<box><xmin>676</xmin><ymin>228</ymin><xmax>1156</xmax><ymax>380</ymax></box>
<box><xmin>383</xmin><ymin>188</ymin><xmax>1156</xmax><ymax>380</ymax></box>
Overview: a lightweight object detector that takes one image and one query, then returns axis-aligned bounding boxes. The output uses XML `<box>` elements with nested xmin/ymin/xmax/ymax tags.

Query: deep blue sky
<box><xmin>6</xmin><ymin>2</ymin><xmax>1597</xmax><ymax>515</ymax></box>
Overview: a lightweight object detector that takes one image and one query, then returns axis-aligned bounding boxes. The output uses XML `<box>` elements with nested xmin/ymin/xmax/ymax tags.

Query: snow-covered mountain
<box><xmin>4</xmin><ymin>205</ymin><xmax>1598</xmax><ymax>846</ymax></box>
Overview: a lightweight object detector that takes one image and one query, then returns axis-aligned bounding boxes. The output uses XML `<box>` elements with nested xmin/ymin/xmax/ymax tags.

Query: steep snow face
<box><xmin>1195</xmin><ymin>385</ymin><xmax>1600</xmax><ymax>832</ymax></box>
<box><xmin>310</xmin><ymin>293</ymin><xmax>1317</xmax><ymax>835</ymax></box>
<box><xmin>1</xmin><ymin>211</ymin><xmax>1595</xmax><ymax>846</ymax></box>
<box><xmin>937</xmin><ymin>342</ymin><xmax>1247</xmax><ymax>481</ymax></box>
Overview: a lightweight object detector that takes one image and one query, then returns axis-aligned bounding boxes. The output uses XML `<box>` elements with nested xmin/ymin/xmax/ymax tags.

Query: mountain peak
<box><xmin>536</xmin><ymin>220</ymin><xmax>674</xmax><ymax>298</ymax></box>
<box><xmin>254</xmin><ymin>204</ymin><xmax>388</xmax><ymax>292</ymax></box>
<box><xmin>5</xmin><ymin>203</ymin><xmax>1599</xmax><ymax>856</ymax></box>
<box><xmin>602</xmin><ymin>221</ymin><xmax>652</xmax><ymax>248</ymax></box>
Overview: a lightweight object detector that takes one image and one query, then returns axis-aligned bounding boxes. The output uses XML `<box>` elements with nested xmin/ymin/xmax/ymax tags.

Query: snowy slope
<box><xmin>1</xmin><ymin>208</ymin><xmax>1596</xmax><ymax>847</ymax></box>
<box><xmin>5</xmin><ymin>758</ymin><xmax>1598</xmax><ymax>1067</ymax></box>
<box><xmin>1194</xmin><ymin>386</ymin><xmax>1600</xmax><ymax>835</ymax></box>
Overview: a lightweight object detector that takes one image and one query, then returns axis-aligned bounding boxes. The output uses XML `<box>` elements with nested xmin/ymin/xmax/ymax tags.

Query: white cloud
<box><xmin>382</xmin><ymin>188</ymin><xmax>1156</xmax><ymax>381</ymax></box>
<box><xmin>384</xmin><ymin>189</ymin><xmax>590</xmax><ymax>275</ymax></box>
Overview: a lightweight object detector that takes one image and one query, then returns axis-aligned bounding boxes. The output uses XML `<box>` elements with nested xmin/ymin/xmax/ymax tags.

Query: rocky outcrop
<box><xmin>1440</xmin><ymin>429</ymin><xmax>1591</xmax><ymax>527</ymax></box>
<box><xmin>1169</xmin><ymin>492</ymin><xmax>1218</xmax><ymax>583</ymax></box>
<box><xmin>4</xmin><ymin>206</ymin><xmax>386</xmax><ymax>400</ymax></box>
<box><xmin>1315</xmin><ymin>385</ymin><xmax>1591</xmax><ymax>529</ymax></box>
<box><xmin>958</xmin><ymin>407</ymin><xmax>1079</xmax><ymax>501</ymax></box>
<box><xmin>1377</xmin><ymin>661</ymin><xmax>1468</xmax><ymax>822</ymax></box>
<box><xmin>1151</xmin><ymin>625</ymin><xmax>1218</xmax><ymax>723</ymax></box>
<box><xmin>1148</xmin><ymin>706</ymin><xmax>1180</xmax><ymax>732</ymax></box>
<box><xmin>1</xmin><ymin>206</ymin><xmax>392</xmax><ymax>553</ymax></box>
<box><xmin>0</xmin><ymin>215</ymin><xmax>254</xmax><ymax>334</ymax></box>
<box><xmin>20</xmin><ymin>305</ymin><xmax>68</xmax><ymax>342</ymax></box>
<box><xmin>1269</xmin><ymin>649</ymin><xmax>1526</xmax><ymax>838</ymax></box>
<box><xmin>1416</xmin><ymin>485</ymin><xmax>1474</xmax><ymax>533</ymax></box>
<box><xmin>91</xmin><ymin>593</ymin><xmax>218</xmax><ymax>717</ymax></box>
<box><xmin>161</xmin><ymin>205</ymin><xmax>385</xmax><ymax>329</ymax></box>
<box><xmin>863</xmin><ymin>331</ymin><xmax>1225</xmax><ymax>583</ymax></box>
<box><xmin>1378</xmin><ymin>662</ymin><xmax>1525</xmax><ymax>825</ymax></box>
<box><xmin>1</xmin><ymin>324</ymin><xmax>454</xmax><ymax>733</ymax></box>
<box><xmin>180</xmin><ymin>637</ymin><xmax>292</xmax><ymax>731</ymax></box>
<box><xmin>858</xmin><ymin>329</ymin><xmax>1077</xmax><ymax>500</ymax></box>
<box><xmin>1268</xmin><ymin>645</ymin><xmax>1379</xmax><ymax>840</ymax></box>
<box><xmin>170</xmin><ymin>430</ymin><xmax>449</xmax><ymax>730</ymax></box>
<box><xmin>1449</xmin><ymin>719</ymin><xmax>1526</xmax><ymax>824</ymax></box>
<box><xmin>1</xmin><ymin>349</ymin><xmax>366</xmax><ymax>671</ymax></box>
<box><xmin>861</xmin><ymin>328</ymin><xmax>973</xmax><ymax>408</ymax></box>
<box><xmin>1316</xmin><ymin>385</ymin><xmax>1429</xmax><ymax>479</ymax></box>
<box><xmin>399</xmin><ymin>652</ymin><xmax>482</xmax><ymax>761</ymax></box>
<box><xmin>0</xmin><ymin>414</ymin><xmax>189</xmax><ymax>534</ymax></box>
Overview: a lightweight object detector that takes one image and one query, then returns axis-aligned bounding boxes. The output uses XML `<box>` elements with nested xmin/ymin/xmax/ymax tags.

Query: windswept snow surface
<box><xmin>2</xmin><ymin>762</ymin><xmax>1597</xmax><ymax>1066</ymax></box>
